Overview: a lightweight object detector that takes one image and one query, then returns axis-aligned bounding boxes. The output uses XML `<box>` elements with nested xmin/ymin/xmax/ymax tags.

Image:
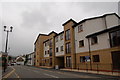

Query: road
<box><xmin>2</xmin><ymin>65</ymin><xmax>120</xmax><ymax>79</ymax></box>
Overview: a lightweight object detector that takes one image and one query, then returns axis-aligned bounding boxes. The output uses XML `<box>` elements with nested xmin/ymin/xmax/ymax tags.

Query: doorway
<box><xmin>111</xmin><ymin>51</ymin><xmax>120</xmax><ymax>70</ymax></box>
<box><xmin>66</xmin><ymin>56</ymin><xmax>71</xmax><ymax>68</ymax></box>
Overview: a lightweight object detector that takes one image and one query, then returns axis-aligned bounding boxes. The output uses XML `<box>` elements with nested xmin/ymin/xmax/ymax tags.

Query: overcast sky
<box><xmin>0</xmin><ymin>0</ymin><xmax>119</xmax><ymax>56</ymax></box>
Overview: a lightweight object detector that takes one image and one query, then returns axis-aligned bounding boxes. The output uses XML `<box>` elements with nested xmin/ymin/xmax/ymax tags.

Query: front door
<box><xmin>111</xmin><ymin>51</ymin><xmax>120</xmax><ymax>70</ymax></box>
<box><xmin>66</xmin><ymin>56</ymin><xmax>71</xmax><ymax>68</ymax></box>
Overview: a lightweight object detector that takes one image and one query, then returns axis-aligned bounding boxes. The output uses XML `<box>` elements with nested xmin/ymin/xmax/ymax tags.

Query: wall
<box><xmin>106</xmin><ymin>14</ymin><xmax>120</xmax><ymax>29</ymax></box>
<box><xmin>74</xmin><ymin>14</ymin><xmax>119</xmax><ymax>53</ymax></box>
<box><xmin>55</xmin><ymin>33</ymin><xmax>64</xmax><ymax>56</ymax></box>
<box><xmin>35</xmin><ymin>35</ymin><xmax>48</xmax><ymax>66</ymax></box>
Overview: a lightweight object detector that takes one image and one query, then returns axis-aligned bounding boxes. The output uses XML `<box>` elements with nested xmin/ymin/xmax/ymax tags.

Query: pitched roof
<box><xmin>34</xmin><ymin>34</ymin><xmax>48</xmax><ymax>44</ymax></box>
<box><xmin>62</xmin><ymin>19</ymin><xmax>77</xmax><ymax>26</ymax></box>
<box><xmin>54</xmin><ymin>31</ymin><xmax>64</xmax><ymax>37</ymax></box>
<box><xmin>73</xmin><ymin>13</ymin><xmax>120</xmax><ymax>27</ymax></box>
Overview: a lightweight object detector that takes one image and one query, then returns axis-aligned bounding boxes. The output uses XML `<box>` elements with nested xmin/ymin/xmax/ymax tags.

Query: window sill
<box><xmin>92</xmin><ymin>62</ymin><xmax>100</xmax><ymax>63</ymax></box>
<box><xmin>79</xmin><ymin>46</ymin><xmax>84</xmax><ymax>48</ymax></box>
<box><xmin>91</xmin><ymin>43</ymin><xmax>98</xmax><ymax>45</ymax></box>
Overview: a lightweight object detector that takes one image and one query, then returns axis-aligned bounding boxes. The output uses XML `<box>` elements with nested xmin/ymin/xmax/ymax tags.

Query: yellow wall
<box><xmin>76</xmin><ymin>46</ymin><xmax>120</xmax><ymax>71</ymax></box>
<box><xmin>63</xmin><ymin>20</ymin><xmax>76</xmax><ymax>68</ymax></box>
<box><xmin>35</xmin><ymin>35</ymin><xmax>48</xmax><ymax>66</ymax></box>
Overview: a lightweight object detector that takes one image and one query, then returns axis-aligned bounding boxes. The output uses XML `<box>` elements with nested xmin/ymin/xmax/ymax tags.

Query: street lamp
<box><xmin>4</xmin><ymin>26</ymin><xmax>13</xmax><ymax>53</ymax></box>
<box><xmin>3</xmin><ymin>26</ymin><xmax>13</xmax><ymax>72</ymax></box>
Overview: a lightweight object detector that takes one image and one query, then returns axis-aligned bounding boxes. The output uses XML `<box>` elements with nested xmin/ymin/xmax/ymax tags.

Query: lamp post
<box><xmin>3</xmin><ymin>26</ymin><xmax>13</xmax><ymax>72</ymax></box>
<box><xmin>4</xmin><ymin>26</ymin><xmax>13</xmax><ymax>53</ymax></box>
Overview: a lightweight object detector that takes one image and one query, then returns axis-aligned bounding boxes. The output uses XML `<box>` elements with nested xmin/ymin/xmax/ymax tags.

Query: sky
<box><xmin>0</xmin><ymin>0</ymin><xmax>120</xmax><ymax>56</ymax></box>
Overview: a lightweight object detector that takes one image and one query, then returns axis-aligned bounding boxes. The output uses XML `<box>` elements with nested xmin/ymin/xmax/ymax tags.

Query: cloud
<box><xmin>1</xmin><ymin>2</ymin><xmax>119</xmax><ymax>56</ymax></box>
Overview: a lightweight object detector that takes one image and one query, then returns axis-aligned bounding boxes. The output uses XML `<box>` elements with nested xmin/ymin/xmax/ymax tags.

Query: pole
<box><xmin>3</xmin><ymin>26</ymin><xmax>13</xmax><ymax>72</ymax></box>
<box><xmin>88</xmin><ymin>38</ymin><xmax>92</xmax><ymax>70</ymax></box>
<box><xmin>5</xmin><ymin>31</ymin><xmax>9</xmax><ymax>53</ymax></box>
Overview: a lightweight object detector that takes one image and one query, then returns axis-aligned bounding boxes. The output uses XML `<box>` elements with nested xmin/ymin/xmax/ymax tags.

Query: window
<box><xmin>66</xmin><ymin>56</ymin><xmax>71</xmax><ymax>67</ymax></box>
<box><xmin>56</xmin><ymin>47</ymin><xmax>59</xmax><ymax>52</ymax></box>
<box><xmin>110</xmin><ymin>30</ymin><xmax>120</xmax><ymax>47</ymax></box>
<box><xmin>91</xmin><ymin>36</ymin><xmax>98</xmax><ymax>45</ymax></box>
<box><xmin>47</xmin><ymin>50</ymin><xmax>49</xmax><ymax>54</ymax></box>
<box><xmin>45</xmin><ymin>51</ymin><xmax>47</xmax><ymax>55</ymax></box>
<box><xmin>65</xmin><ymin>29</ymin><xmax>70</xmax><ymax>40</ymax></box>
<box><xmin>61</xmin><ymin>46</ymin><xmax>63</xmax><ymax>51</ymax></box>
<box><xmin>66</xmin><ymin>42</ymin><xmax>71</xmax><ymax>53</ymax></box>
<box><xmin>93</xmin><ymin>55</ymin><xmax>100</xmax><ymax>62</ymax></box>
<box><xmin>49</xmin><ymin>48</ymin><xmax>52</xmax><ymax>56</ymax></box>
<box><xmin>45</xmin><ymin>41</ymin><xmax>49</xmax><ymax>46</ymax></box>
<box><xmin>49</xmin><ymin>39</ymin><xmax>52</xmax><ymax>47</ymax></box>
<box><xmin>60</xmin><ymin>34</ymin><xmax>63</xmax><ymax>40</ymax></box>
<box><xmin>79</xmin><ymin>40</ymin><xmax>84</xmax><ymax>47</ymax></box>
<box><xmin>55</xmin><ymin>37</ymin><xmax>58</xmax><ymax>42</ymax></box>
<box><xmin>78</xmin><ymin>25</ymin><xmax>83</xmax><ymax>32</ymax></box>
<box><xmin>80</xmin><ymin>56</ymin><xmax>85</xmax><ymax>62</ymax></box>
<box><xmin>80</xmin><ymin>56</ymin><xmax>90</xmax><ymax>62</ymax></box>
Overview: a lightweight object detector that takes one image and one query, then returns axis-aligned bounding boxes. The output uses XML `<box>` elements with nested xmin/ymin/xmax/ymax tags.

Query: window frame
<box><xmin>65</xmin><ymin>29</ymin><xmax>70</xmax><ymax>41</ymax></box>
<box><xmin>93</xmin><ymin>55</ymin><xmax>100</xmax><ymax>62</ymax></box>
<box><xmin>61</xmin><ymin>46</ymin><xmax>64</xmax><ymax>51</ymax></box>
<box><xmin>109</xmin><ymin>29</ymin><xmax>120</xmax><ymax>47</ymax></box>
<box><xmin>56</xmin><ymin>47</ymin><xmax>59</xmax><ymax>53</ymax></box>
<box><xmin>66</xmin><ymin>42</ymin><xmax>71</xmax><ymax>54</ymax></box>
<box><xmin>60</xmin><ymin>34</ymin><xmax>63</xmax><ymax>40</ymax></box>
<box><xmin>91</xmin><ymin>36</ymin><xmax>98</xmax><ymax>45</ymax></box>
<box><xmin>78</xmin><ymin>24</ymin><xmax>83</xmax><ymax>32</ymax></box>
<box><xmin>55</xmin><ymin>36</ymin><xmax>58</xmax><ymax>42</ymax></box>
<box><xmin>45</xmin><ymin>51</ymin><xmax>47</xmax><ymax>55</ymax></box>
<box><xmin>80</xmin><ymin>56</ymin><xmax>85</xmax><ymax>62</ymax></box>
<box><xmin>79</xmin><ymin>40</ymin><xmax>84</xmax><ymax>47</ymax></box>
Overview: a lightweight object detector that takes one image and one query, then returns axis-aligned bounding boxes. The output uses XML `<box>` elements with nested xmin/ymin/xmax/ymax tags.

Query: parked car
<box><xmin>11</xmin><ymin>62</ymin><xmax>16</xmax><ymax>66</ymax></box>
<box><xmin>17</xmin><ymin>63</ymin><xmax>20</xmax><ymax>65</ymax></box>
<box><xmin>11</xmin><ymin>63</ymin><xmax>14</xmax><ymax>66</ymax></box>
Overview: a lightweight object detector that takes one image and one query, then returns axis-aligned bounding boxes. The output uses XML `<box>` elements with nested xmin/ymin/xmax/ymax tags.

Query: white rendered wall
<box><xmin>44</xmin><ymin>42</ymin><xmax>49</xmax><ymax>57</ymax></box>
<box><xmin>55</xmin><ymin>34</ymin><xmax>64</xmax><ymax>56</ymax></box>
<box><xmin>74</xmin><ymin>14</ymin><xmax>119</xmax><ymax>53</ymax></box>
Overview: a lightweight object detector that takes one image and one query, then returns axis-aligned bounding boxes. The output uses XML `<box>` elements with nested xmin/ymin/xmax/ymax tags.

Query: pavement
<box><xmin>60</xmin><ymin>68</ymin><xmax>120</xmax><ymax>76</ymax></box>
<box><xmin>2</xmin><ymin>65</ymin><xmax>120</xmax><ymax>80</ymax></box>
<box><xmin>2</xmin><ymin>66</ymin><xmax>13</xmax><ymax>78</ymax></box>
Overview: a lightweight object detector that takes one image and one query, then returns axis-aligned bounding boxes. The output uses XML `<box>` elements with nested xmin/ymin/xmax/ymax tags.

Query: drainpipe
<box><xmin>88</xmin><ymin>38</ymin><xmax>92</xmax><ymax>70</ymax></box>
<box><xmin>104</xmin><ymin>17</ymin><xmax>107</xmax><ymax>29</ymax></box>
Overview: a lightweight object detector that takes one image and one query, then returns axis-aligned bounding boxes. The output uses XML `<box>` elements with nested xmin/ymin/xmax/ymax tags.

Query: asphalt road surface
<box><xmin>2</xmin><ymin>65</ymin><xmax>120</xmax><ymax>80</ymax></box>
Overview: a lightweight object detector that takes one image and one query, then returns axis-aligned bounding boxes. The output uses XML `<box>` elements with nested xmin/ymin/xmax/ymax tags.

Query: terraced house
<box><xmin>34</xmin><ymin>13</ymin><xmax>120</xmax><ymax>71</ymax></box>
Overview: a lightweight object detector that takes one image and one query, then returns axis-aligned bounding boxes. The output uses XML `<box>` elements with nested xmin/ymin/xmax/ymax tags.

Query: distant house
<box><xmin>16</xmin><ymin>56</ymin><xmax>25</xmax><ymax>65</ymax></box>
<box><xmin>27</xmin><ymin>52</ymin><xmax>35</xmax><ymax>66</ymax></box>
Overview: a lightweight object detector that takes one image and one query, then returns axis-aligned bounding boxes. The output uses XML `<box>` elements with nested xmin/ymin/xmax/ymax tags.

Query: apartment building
<box><xmin>74</xmin><ymin>13</ymin><xmax>120</xmax><ymax>71</ymax></box>
<box><xmin>34</xmin><ymin>13</ymin><xmax>120</xmax><ymax>71</ymax></box>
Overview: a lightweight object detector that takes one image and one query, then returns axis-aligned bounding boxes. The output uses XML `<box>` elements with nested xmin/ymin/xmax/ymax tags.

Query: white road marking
<box><xmin>43</xmin><ymin>73</ymin><xmax>59</xmax><ymax>78</ymax></box>
<box><xmin>3</xmin><ymin>66</ymin><xmax>20</xmax><ymax>78</ymax></box>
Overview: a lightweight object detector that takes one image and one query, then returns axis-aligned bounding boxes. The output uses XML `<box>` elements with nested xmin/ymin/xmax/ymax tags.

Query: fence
<box><xmin>39</xmin><ymin>62</ymin><xmax>120</xmax><ymax>75</ymax></box>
